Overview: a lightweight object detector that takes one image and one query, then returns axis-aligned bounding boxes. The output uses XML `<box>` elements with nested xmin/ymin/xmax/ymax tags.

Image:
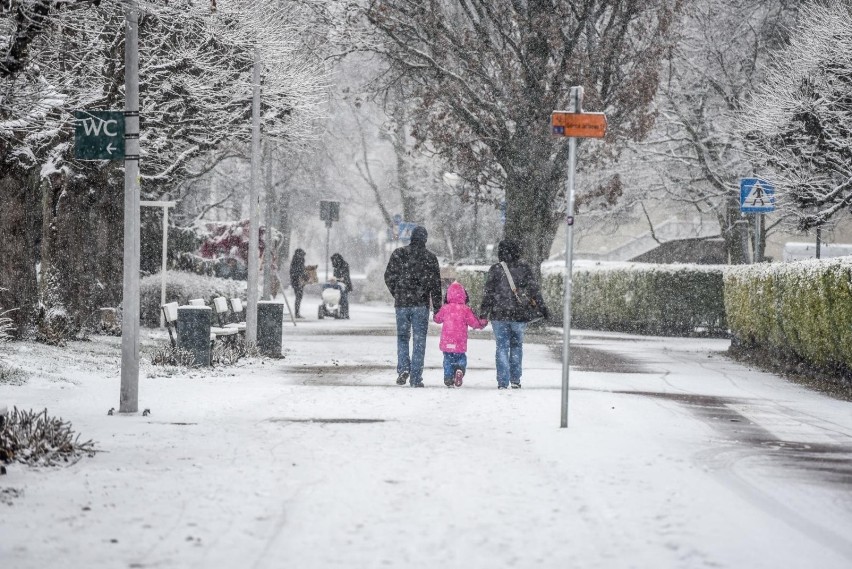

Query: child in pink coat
<box><xmin>433</xmin><ymin>281</ymin><xmax>488</xmax><ymax>387</ymax></box>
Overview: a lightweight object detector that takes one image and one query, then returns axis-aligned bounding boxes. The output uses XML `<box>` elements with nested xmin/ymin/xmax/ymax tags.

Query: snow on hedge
<box><xmin>456</xmin><ymin>261</ymin><xmax>728</xmax><ymax>336</ymax></box>
<box><xmin>724</xmin><ymin>257</ymin><xmax>852</xmax><ymax>371</ymax></box>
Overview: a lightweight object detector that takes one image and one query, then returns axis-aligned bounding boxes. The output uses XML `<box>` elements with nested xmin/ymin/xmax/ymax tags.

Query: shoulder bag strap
<box><xmin>500</xmin><ymin>261</ymin><xmax>523</xmax><ymax>303</ymax></box>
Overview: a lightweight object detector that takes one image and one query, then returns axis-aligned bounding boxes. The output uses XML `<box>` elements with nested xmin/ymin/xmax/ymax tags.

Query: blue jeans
<box><xmin>442</xmin><ymin>352</ymin><xmax>467</xmax><ymax>379</ymax></box>
<box><xmin>492</xmin><ymin>321</ymin><xmax>526</xmax><ymax>387</ymax></box>
<box><xmin>395</xmin><ymin>306</ymin><xmax>430</xmax><ymax>385</ymax></box>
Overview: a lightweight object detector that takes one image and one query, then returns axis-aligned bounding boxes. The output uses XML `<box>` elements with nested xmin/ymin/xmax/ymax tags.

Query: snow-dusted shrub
<box><xmin>140</xmin><ymin>272</ymin><xmax>245</xmax><ymax>328</ymax></box>
<box><xmin>725</xmin><ymin>259</ymin><xmax>852</xmax><ymax>371</ymax></box>
<box><xmin>0</xmin><ymin>305</ymin><xmax>25</xmax><ymax>384</ymax></box>
<box><xmin>149</xmin><ymin>345</ymin><xmax>197</xmax><ymax>368</ymax></box>
<box><xmin>459</xmin><ymin>262</ymin><xmax>726</xmax><ymax>336</ymax></box>
<box><xmin>454</xmin><ymin>268</ymin><xmax>488</xmax><ymax>311</ymax></box>
<box><xmin>544</xmin><ymin>264</ymin><xmax>727</xmax><ymax>336</ymax></box>
<box><xmin>361</xmin><ymin>258</ymin><xmax>393</xmax><ymax>303</ymax></box>
<box><xmin>150</xmin><ymin>336</ymin><xmax>259</xmax><ymax>368</ymax></box>
<box><xmin>0</xmin><ymin>407</ymin><xmax>95</xmax><ymax>467</ymax></box>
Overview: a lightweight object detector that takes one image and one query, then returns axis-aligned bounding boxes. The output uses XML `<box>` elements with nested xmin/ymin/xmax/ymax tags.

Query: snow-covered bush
<box><xmin>457</xmin><ymin>263</ymin><xmax>727</xmax><ymax>336</ymax></box>
<box><xmin>0</xmin><ymin>407</ymin><xmax>95</xmax><ymax>467</ymax></box>
<box><xmin>149</xmin><ymin>345</ymin><xmax>197</xmax><ymax>368</ymax></box>
<box><xmin>0</xmin><ymin>305</ymin><xmax>25</xmax><ymax>384</ymax></box>
<box><xmin>458</xmin><ymin>263</ymin><xmax>727</xmax><ymax>336</ymax></box>
<box><xmin>361</xmin><ymin>258</ymin><xmax>393</xmax><ymax>303</ymax></box>
<box><xmin>140</xmin><ymin>272</ymin><xmax>245</xmax><ymax>327</ymax></box>
<box><xmin>454</xmin><ymin>268</ymin><xmax>488</xmax><ymax>312</ymax></box>
<box><xmin>725</xmin><ymin>259</ymin><xmax>852</xmax><ymax>372</ymax></box>
<box><xmin>546</xmin><ymin>264</ymin><xmax>727</xmax><ymax>336</ymax></box>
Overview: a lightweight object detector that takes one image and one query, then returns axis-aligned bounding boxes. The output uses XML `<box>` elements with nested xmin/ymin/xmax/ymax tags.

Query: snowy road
<box><xmin>1</xmin><ymin>298</ymin><xmax>851</xmax><ymax>569</ymax></box>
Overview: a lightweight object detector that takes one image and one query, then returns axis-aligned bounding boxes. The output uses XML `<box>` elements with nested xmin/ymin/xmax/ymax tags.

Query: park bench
<box><xmin>161</xmin><ymin>302</ymin><xmax>180</xmax><ymax>348</ymax></box>
<box><xmin>225</xmin><ymin>297</ymin><xmax>247</xmax><ymax>332</ymax></box>
<box><xmin>189</xmin><ymin>298</ymin><xmax>239</xmax><ymax>344</ymax></box>
<box><xmin>166</xmin><ymin>300</ymin><xmax>238</xmax><ymax>347</ymax></box>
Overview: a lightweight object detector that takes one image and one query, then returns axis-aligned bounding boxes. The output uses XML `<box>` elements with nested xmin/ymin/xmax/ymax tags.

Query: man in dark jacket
<box><xmin>384</xmin><ymin>225</ymin><xmax>442</xmax><ymax>387</ymax></box>
<box><xmin>480</xmin><ymin>240</ymin><xmax>548</xmax><ymax>389</ymax></box>
<box><xmin>331</xmin><ymin>253</ymin><xmax>353</xmax><ymax>319</ymax></box>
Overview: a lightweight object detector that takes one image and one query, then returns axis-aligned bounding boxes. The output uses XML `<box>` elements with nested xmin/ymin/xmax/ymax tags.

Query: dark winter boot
<box><xmin>396</xmin><ymin>371</ymin><xmax>409</xmax><ymax>386</ymax></box>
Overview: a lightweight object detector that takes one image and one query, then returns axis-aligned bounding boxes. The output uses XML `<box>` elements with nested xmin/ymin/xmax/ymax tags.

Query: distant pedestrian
<box><xmin>480</xmin><ymin>240</ymin><xmax>548</xmax><ymax>389</ymax></box>
<box><xmin>434</xmin><ymin>281</ymin><xmax>488</xmax><ymax>388</ymax></box>
<box><xmin>384</xmin><ymin>226</ymin><xmax>442</xmax><ymax>387</ymax></box>
<box><xmin>331</xmin><ymin>253</ymin><xmax>353</xmax><ymax>319</ymax></box>
<box><xmin>289</xmin><ymin>248</ymin><xmax>308</xmax><ymax>319</ymax></box>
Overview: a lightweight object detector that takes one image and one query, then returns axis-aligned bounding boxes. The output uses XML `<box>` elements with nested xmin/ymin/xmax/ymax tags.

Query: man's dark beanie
<box><xmin>411</xmin><ymin>226</ymin><xmax>428</xmax><ymax>245</ymax></box>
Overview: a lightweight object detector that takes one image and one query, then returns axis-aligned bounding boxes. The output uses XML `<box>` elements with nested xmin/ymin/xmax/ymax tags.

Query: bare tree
<box><xmin>361</xmin><ymin>0</ymin><xmax>681</xmax><ymax>269</ymax></box>
<box><xmin>633</xmin><ymin>0</ymin><xmax>800</xmax><ymax>263</ymax></box>
<box><xmin>741</xmin><ymin>1</ymin><xmax>852</xmax><ymax>232</ymax></box>
<box><xmin>0</xmin><ymin>0</ymin><xmax>331</xmax><ymax>337</ymax></box>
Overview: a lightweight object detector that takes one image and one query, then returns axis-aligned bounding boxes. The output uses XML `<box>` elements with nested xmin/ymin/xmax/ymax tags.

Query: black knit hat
<box><xmin>410</xmin><ymin>226</ymin><xmax>428</xmax><ymax>245</ymax></box>
<box><xmin>497</xmin><ymin>240</ymin><xmax>521</xmax><ymax>262</ymax></box>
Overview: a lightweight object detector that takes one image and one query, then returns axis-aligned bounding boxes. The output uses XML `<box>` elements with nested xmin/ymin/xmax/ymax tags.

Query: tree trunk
<box><xmin>274</xmin><ymin>187</ymin><xmax>292</xmax><ymax>291</ymax></box>
<box><xmin>262</xmin><ymin>149</ymin><xmax>275</xmax><ymax>299</ymax></box>
<box><xmin>0</xmin><ymin>169</ymin><xmax>40</xmax><ymax>336</ymax></box>
<box><xmin>719</xmin><ymin>195</ymin><xmax>749</xmax><ymax>264</ymax></box>
<box><xmin>39</xmin><ymin>168</ymin><xmax>120</xmax><ymax>341</ymax></box>
<box><xmin>391</xmin><ymin>102</ymin><xmax>416</xmax><ymax>222</ymax></box>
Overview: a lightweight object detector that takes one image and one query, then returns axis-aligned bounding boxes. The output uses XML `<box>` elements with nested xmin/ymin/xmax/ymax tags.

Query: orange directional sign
<box><xmin>551</xmin><ymin>111</ymin><xmax>607</xmax><ymax>138</ymax></box>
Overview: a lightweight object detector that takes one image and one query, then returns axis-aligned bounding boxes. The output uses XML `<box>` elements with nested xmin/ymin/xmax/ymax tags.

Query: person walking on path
<box><xmin>384</xmin><ymin>226</ymin><xmax>443</xmax><ymax>387</ymax></box>
<box><xmin>433</xmin><ymin>281</ymin><xmax>488</xmax><ymax>388</ymax></box>
<box><xmin>331</xmin><ymin>253</ymin><xmax>353</xmax><ymax>319</ymax></box>
<box><xmin>289</xmin><ymin>248</ymin><xmax>308</xmax><ymax>319</ymax></box>
<box><xmin>480</xmin><ymin>240</ymin><xmax>548</xmax><ymax>389</ymax></box>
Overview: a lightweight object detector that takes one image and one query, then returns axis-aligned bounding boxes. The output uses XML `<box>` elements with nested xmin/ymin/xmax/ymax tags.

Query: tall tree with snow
<box><xmin>361</xmin><ymin>0</ymin><xmax>682</xmax><ymax>268</ymax></box>
<box><xmin>741</xmin><ymin>1</ymin><xmax>852</xmax><ymax>232</ymax></box>
<box><xmin>629</xmin><ymin>0</ymin><xmax>800</xmax><ymax>264</ymax></box>
<box><xmin>0</xmin><ymin>0</ymin><xmax>330</xmax><ymax>338</ymax></box>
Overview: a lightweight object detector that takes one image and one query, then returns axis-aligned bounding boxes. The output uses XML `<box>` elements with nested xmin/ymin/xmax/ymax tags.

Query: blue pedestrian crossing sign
<box><xmin>740</xmin><ymin>178</ymin><xmax>776</xmax><ymax>213</ymax></box>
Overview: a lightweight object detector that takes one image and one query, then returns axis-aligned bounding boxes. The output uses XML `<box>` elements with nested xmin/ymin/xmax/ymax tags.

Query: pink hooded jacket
<box><xmin>433</xmin><ymin>282</ymin><xmax>488</xmax><ymax>353</ymax></box>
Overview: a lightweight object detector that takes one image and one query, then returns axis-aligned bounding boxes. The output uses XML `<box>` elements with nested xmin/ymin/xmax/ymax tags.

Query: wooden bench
<box><xmin>161</xmin><ymin>302</ymin><xmax>180</xmax><ymax>348</ymax></box>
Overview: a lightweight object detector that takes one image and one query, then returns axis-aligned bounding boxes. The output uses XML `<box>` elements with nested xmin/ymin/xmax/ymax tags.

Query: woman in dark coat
<box><xmin>479</xmin><ymin>240</ymin><xmax>548</xmax><ymax>389</ymax></box>
<box><xmin>330</xmin><ymin>253</ymin><xmax>353</xmax><ymax>318</ymax></box>
<box><xmin>289</xmin><ymin>248</ymin><xmax>308</xmax><ymax>318</ymax></box>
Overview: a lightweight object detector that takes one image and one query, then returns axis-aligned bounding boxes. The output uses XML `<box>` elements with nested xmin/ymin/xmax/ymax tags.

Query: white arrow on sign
<box><xmin>106</xmin><ymin>143</ymin><xmax>116</xmax><ymax>155</ymax></box>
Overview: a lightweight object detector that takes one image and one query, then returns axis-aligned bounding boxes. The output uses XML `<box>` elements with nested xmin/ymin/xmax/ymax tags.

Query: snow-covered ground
<box><xmin>1</xmin><ymin>298</ymin><xmax>851</xmax><ymax>569</ymax></box>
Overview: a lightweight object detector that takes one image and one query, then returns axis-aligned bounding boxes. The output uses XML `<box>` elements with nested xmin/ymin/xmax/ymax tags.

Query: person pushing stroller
<box><xmin>433</xmin><ymin>281</ymin><xmax>488</xmax><ymax>387</ymax></box>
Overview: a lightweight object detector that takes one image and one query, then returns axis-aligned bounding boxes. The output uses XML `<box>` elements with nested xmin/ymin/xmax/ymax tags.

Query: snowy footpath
<box><xmin>1</xmin><ymin>299</ymin><xmax>851</xmax><ymax>569</ymax></box>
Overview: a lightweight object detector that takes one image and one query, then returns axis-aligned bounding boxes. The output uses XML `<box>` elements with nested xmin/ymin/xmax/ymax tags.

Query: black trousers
<box><xmin>340</xmin><ymin>291</ymin><xmax>349</xmax><ymax>318</ymax></box>
<box><xmin>293</xmin><ymin>285</ymin><xmax>304</xmax><ymax>317</ymax></box>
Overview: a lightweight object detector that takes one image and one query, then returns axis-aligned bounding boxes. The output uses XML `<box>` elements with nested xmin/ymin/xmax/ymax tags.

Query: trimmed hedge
<box><xmin>457</xmin><ymin>262</ymin><xmax>727</xmax><ymax>336</ymax></box>
<box><xmin>724</xmin><ymin>259</ymin><xmax>852</xmax><ymax>371</ymax></box>
<box><xmin>140</xmin><ymin>271</ymin><xmax>245</xmax><ymax>327</ymax></box>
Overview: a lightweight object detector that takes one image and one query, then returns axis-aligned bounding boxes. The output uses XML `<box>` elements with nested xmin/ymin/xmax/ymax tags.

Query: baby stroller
<box><xmin>318</xmin><ymin>278</ymin><xmax>346</xmax><ymax>319</ymax></box>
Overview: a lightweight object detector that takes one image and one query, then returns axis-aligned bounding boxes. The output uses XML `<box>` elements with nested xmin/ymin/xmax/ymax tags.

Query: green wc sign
<box><xmin>74</xmin><ymin>110</ymin><xmax>125</xmax><ymax>160</ymax></box>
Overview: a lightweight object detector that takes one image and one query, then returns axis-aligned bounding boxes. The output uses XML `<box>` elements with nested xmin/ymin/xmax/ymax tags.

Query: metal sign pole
<box><xmin>246</xmin><ymin>48</ymin><xmax>261</xmax><ymax>345</ymax></box>
<box><xmin>140</xmin><ymin>201</ymin><xmax>176</xmax><ymax>328</ymax></box>
<box><xmin>754</xmin><ymin>213</ymin><xmax>762</xmax><ymax>263</ymax></box>
<box><xmin>119</xmin><ymin>0</ymin><xmax>140</xmax><ymax>414</ymax></box>
<box><xmin>560</xmin><ymin>86</ymin><xmax>582</xmax><ymax>429</ymax></box>
<box><xmin>325</xmin><ymin>221</ymin><xmax>331</xmax><ymax>281</ymax></box>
